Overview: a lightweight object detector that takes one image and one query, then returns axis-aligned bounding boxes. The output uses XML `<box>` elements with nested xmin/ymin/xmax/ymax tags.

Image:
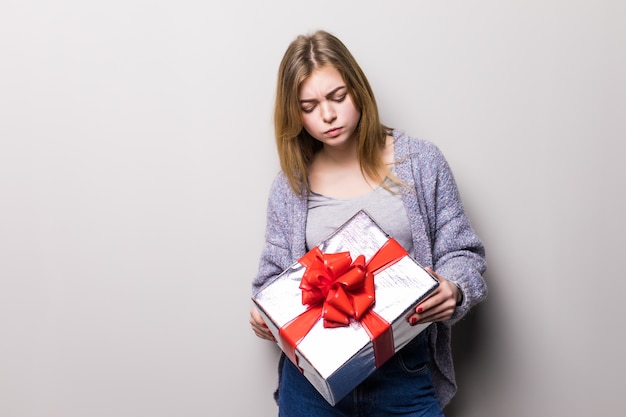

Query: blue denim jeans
<box><xmin>278</xmin><ymin>331</ymin><xmax>444</xmax><ymax>417</ymax></box>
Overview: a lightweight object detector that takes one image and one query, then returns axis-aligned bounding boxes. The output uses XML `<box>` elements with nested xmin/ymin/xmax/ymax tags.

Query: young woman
<box><xmin>250</xmin><ymin>30</ymin><xmax>487</xmax><ymax>416</ymax></box>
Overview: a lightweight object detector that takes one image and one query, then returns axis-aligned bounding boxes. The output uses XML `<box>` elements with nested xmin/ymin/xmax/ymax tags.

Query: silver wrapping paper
<box><xmin>252</xmin><ymin>210</ymin><xmax>439</xmax><ymax>406</ymax></box>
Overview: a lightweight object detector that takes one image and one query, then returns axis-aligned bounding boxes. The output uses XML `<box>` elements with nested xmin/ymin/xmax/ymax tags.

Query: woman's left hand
<box><xmin>408</xmin><ymin>267</ymin><xmax>462</xmax><ymax>325</ymax></box>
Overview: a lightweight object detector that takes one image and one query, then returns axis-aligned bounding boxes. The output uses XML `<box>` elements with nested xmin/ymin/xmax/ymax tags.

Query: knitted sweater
<box><xmin>252</xmin><ymin>129</ymin><xmax>487</xmax><ymax>407</ymax></box>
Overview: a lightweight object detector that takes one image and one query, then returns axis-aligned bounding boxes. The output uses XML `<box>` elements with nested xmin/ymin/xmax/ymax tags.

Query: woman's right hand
<box><xmin>249</xmin><ymin>307</ymin><xmax>276</xmax><ymax>342</ymax></box>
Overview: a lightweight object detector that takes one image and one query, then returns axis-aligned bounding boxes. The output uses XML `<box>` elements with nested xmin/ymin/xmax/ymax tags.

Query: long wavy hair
<box><xmin>274</xmin><ymin>30</ymin><xmax>392</xmax><ymax>194</ymax></box>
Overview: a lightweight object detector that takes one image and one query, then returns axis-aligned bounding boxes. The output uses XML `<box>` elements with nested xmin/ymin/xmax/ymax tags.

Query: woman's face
<box><xmin>298</xmin><ymin>65</ymin><xmax>361</xmax><ymax>149</ymax></box>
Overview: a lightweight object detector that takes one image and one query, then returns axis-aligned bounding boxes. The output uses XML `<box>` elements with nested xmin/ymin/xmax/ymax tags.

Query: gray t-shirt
<box><xmin>306</xmin><ymin>179</ymin><xmax>414</xmax><ymax>254</ymax></box>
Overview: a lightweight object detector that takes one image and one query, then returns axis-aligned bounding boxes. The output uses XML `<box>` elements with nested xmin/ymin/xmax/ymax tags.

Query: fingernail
<box><xmin>409</xmin><ymin>317</ymin><xmax>417</xmax><ymax>326</ymax></box>
<box><xmin>417</xmin><ymin>307</ymin><xmax>423</xmax><ymax>314</ymax></box>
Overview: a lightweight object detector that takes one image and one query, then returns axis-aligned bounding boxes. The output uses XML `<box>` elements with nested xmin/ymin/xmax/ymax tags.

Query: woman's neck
<box><xmin>318</xmin><ymin>134</ymin><xmax>359</xmax><ymax>164</ymax></box>
<box><xmin>308</xmin><ymin>134</ymin><xmax>395</xmax><ymax>198</ymax></box>
<box><xmin>309</xmin><ymin>141</ymin><xmax>371</xmax><ymax>198</ymax></box>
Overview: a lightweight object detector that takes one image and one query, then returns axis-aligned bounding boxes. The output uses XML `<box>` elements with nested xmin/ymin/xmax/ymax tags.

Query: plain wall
<box><xmin>1</xmin><ymin>1</ymin><xmax>625</xmax><ymax>416</ymax></box>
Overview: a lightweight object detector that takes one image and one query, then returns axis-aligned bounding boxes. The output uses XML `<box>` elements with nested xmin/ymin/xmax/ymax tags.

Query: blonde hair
<box><xmin>274</xmin><ymin>30</ymin><xmax>392</xmax><ymax>194</ymax></box>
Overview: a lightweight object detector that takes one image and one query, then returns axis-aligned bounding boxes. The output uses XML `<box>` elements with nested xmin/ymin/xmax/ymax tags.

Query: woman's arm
<box><xmin>250</xmin><ymin>174</ymin><xmax>303</xmax><ymax>340</ymax></box>
<box><xmin>409</xmin><ymin>141</ymin><xmax>487</xmax><ymax>326</ymax></box>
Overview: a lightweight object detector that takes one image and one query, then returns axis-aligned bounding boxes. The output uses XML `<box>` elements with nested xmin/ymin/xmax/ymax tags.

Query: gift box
<box><xmin>252</xmin><ymin>210</ymin><xmax>439</xmax><ymax>405</ymax></box>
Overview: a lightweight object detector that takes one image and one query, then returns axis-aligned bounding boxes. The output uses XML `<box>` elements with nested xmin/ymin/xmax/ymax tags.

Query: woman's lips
<box><xmin>325</xmin><ymin>127</ymin><xmax>343</xmax><ymax>138</ymax></box>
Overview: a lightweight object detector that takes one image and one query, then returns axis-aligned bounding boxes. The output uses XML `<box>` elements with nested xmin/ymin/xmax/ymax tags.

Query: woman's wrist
<box><xmin>452</xmin><ymin>282</ymin><xmax>463</xmax><ymax>306</ymax></box>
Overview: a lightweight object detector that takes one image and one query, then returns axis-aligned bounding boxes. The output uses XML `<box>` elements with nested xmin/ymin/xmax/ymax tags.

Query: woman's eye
<box><xmin>332</xmin><ymin>94</ymin><xmax>346</xmax><ymax>103</ymax></box>
<box><xmin>301</xmin><ymin>106</ymin><xmax>315</xmax><ymax>114</ymax></box>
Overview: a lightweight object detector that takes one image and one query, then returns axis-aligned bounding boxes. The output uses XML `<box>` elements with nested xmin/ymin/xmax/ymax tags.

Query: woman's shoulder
<box><xmin>268</xmin><ymin>171</ymin><xmax>306</xmax><ymax>202</ymax></box>
<box><xmin>269</xmin><ymin>170</ymin><xmax>289</xmax><ymax>189</ymax></box>
<box><xmin>393</xmin><ymin>129</ymin><xmax>446</xmax><ymax>164</ymax></box>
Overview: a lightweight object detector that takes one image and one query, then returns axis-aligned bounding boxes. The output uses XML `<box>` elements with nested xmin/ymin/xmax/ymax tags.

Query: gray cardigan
<box><xmin>252</xmin><ymin>129</ymin><xmax>487</xmax><ymax>407</ymax></box>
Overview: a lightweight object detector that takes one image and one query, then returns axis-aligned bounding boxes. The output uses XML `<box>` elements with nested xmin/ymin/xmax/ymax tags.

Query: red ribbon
<box><xmin>278</xmin><ymin>237</ymin><xmax>408</xmax><ymax>369</ymax></box>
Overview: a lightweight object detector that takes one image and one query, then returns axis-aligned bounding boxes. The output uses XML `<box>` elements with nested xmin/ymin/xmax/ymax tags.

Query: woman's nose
<box><xmin>320</xmin><ymin>102</ymin><xmax>336</xmax><ymax>123</ymax></box>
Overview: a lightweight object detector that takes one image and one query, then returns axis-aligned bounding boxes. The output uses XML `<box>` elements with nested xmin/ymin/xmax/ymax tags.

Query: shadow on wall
<box><xmin>445</xmin><ymin>270</ymin><xmax>502</xmax><ymax>417</ymax></box>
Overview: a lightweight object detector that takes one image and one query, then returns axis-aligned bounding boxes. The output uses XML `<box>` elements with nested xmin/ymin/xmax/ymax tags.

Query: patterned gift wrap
<box><xmin>252</xmin><ymin>210</ymin><xmax>439</xmax><ymax>405</ymax></box>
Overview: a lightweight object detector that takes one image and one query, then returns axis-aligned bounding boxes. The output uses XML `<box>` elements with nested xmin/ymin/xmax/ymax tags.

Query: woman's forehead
<box><xmin>299</xmin><ymin>66</ymin><xmax>346</xmax><ymax>98</ymax></box>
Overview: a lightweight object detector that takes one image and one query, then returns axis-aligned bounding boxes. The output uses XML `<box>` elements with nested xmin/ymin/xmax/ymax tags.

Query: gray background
<box><xmin>1</xmin><ymin>1</ymin><xmax>624</xmax><ymax>416</ymax></box>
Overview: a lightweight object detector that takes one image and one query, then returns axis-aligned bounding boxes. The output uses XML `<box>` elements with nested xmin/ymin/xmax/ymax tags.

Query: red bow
<box><xmin>278</xmin><ymin>237</ymin><xmax>408</xmax><ymax>369</ymax></box>
<box><xmin>299</xmin><ymin>249</ymin><xmax>375</xmax><ymax>328</ymax></box>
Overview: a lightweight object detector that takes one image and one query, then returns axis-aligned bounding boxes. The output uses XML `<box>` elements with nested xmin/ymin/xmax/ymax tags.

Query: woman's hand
<box><xmin>249</xmin><ymin>307</ymin><xmax>276</xmax><ymax>342</ymax></box>
<box><xmin>408</xmin><ymin>267</ymin><xmax>462</xmax><ymax>325</ymax></box>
